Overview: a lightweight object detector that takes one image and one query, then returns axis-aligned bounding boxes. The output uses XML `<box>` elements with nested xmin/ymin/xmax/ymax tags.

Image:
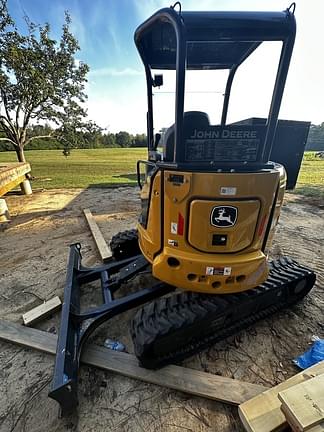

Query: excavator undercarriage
<box><xmin>109</xmin><ymin>230</ymin><xmax>316</xmax><ymax>370</ymax></box>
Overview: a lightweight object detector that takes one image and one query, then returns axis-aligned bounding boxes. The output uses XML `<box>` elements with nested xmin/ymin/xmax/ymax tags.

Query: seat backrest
<box><xmin>163</xmin><ymin>111</ymin><xmax>210</xmax><ymax>161</ymax></box>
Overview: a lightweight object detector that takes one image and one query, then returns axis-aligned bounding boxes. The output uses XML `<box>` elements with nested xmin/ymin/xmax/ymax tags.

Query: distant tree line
<box><xmin>0</xmin><ymin>124</ymin><xmax>147</xmax><ymax>151</ymax></box>
<box><xmin>306</xmin><ymin>123</ymin><xmax>324</xmax><ymax>151</ymax></box>
<box><xmin>1</xmin><ymin>122</ymin><xmax>324</xmax><ymax>152</ymax></box>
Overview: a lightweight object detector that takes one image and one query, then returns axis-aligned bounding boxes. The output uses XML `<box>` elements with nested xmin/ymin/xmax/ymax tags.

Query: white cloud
<box><xmin>89</xmin><ymin>67</ymin><xmax>142</xmax><ymax>77</ymax></box>
<box><xmin>86</xmin><ymin>96</ymin><xmax>147</xmax><ymax>133</ymax></box>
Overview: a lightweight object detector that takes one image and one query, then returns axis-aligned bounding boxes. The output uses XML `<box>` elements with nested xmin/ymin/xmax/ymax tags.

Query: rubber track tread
<box><xmin>110</xmin><ymin>229</ymin><xmax>140</xmax><ymax>260</ymax></box>
<box><xmin>131</xmin><ymin>257</ymin><xmax>316</xmax><ymax>369</ymax></box>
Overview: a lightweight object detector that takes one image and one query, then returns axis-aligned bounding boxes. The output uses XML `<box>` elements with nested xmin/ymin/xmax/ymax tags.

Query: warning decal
<box><xmin>171</xmin><ymin>222</ymin><xmax>178</xmax><ymax>234</ymax></box>
<box><xmin>206</xmin><ymin>266</ymin><xmax>232</xmax><ymax>276</ymax></box>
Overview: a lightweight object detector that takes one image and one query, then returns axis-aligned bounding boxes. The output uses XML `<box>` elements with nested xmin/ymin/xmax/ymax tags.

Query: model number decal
<box><xmin>220</xmin><ymin>187</ymin><xmax>237</xmax><ymax>196</ymax></box>
<box><xmin>206</xmin><ymin>266</ymin><xmax>231</xmax><ymax>276</ymax></box>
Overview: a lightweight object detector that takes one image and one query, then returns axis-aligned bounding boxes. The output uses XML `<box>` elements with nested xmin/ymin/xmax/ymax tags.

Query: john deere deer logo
<box><xmin>211</xmin><ymin>206</ymin><xmax>237</xmax><ymax>227</ymax></box>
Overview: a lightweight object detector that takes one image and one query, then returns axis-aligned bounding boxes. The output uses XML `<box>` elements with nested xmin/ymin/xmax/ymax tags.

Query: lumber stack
<box><xmin>238</xmin><ymin>362</ymin><xmax>324</xmax><ymax>432</ymax></box>
<box><xmin>0</xmin><ymin>162</ymin><xmax>31</xmax><ymax>196</ymax></box>
<box><xmin>279</xmin><ymin>374</ymin><xmax>324</xmax><ymax>431</ymax></box>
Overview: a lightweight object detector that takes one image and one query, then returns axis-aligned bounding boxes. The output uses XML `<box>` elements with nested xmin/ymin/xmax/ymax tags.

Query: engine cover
<box><xmin>188</xmin><ymin>199</ymin><xmax>260</xmax><ymax>253</ymax></box>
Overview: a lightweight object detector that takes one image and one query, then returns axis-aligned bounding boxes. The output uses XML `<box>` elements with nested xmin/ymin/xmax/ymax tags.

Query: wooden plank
<box><xmin>278</xmin><ymin>374</ymin><xmax>324</xmax><ymax>431</ymax></box>
<box><xmin>281</xmin><ymin>403</ymin><xmax>309</xmax><ymax>432</ymax></box>
<box><xmin>0</xmin><ymin>174</ymin><xmax>27</xmax><ymax>197</ymax></box>
<box><xmin>238</xmin><ymin>361</ymin><xmax>324</xmax><ymax>432</ymax></box>
<box><xmin>281</xmin><ymin>403</ymin><xmax>324</xmax><ymax>432</ymax></box>
<box><xmin>0</xmin><ymin>162</ymin><xmax>31</xmax><ymax>197</ymax></box>
<box><xmin>307</xmin><ymin>423</ymin><xmax>324</xmax><ymax>432</ymax></box>
<box><xmin>22</xmin><ymin>296</ymin><xmax>62</xmax><ymax>326</ymax></box>
<box><xmin>0</xmin><ymin>319</ymin><xmax>266</xmax><ymax>405</ymax></box>
<box><xmin>83</xmin><ymin>208</ymin><xmax>112</xmax><ymax>262</ymax></box>
<box><xmin>281</xmin><ymin>402</ymin><xmax>307</xmax><ymax>432</ymax></box>
<box><xmin>0</xmin><ymin>162</ymin><xmax>30</xmax><ymax>183</ymax></box>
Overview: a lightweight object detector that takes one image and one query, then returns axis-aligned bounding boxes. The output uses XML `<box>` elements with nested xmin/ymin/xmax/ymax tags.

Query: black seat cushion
<box><xmin>163</xmin><ymin>111</ymin><xmax>210</xmax><ymax>161</ymax></box>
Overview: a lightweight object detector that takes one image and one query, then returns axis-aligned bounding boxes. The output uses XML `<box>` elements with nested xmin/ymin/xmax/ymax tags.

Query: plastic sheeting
<box><xmin>294</xmin><ymin>338</ymin><xmax>324</xmax><ymax>369</ymax></box>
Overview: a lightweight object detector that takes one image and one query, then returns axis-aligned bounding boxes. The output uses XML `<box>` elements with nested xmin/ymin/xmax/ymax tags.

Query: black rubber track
<box><xmin>110</xmin><ymin>229</ymin><xmax>141</xmax><ymax>260</ymax></box>
<box><xmin>131</xmin><ymin>257</ymin><xmax>316</xmax><ymax>369</ymax></box>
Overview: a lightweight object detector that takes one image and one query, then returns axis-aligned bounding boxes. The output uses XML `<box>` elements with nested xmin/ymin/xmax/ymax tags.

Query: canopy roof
<box><xmin>135</xmin><ymin>10</ymin><xmax>295</xmax><ymax>70</ymax></box>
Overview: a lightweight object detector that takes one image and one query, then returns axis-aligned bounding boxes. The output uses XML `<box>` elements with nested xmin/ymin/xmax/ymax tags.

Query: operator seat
<box><xmin>163</xmin><ymin>111</ymin><xmax>210</xmax><ymax>161</ymax></box>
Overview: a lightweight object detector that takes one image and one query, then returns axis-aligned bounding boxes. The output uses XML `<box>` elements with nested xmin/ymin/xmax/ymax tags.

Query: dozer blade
<box><xmin>131</xmin><ymin>257</ymin><xmax>316</xmax><ymax>369</ymax></box>
<box><xmin>49</xmin><ymin>243</ymin><xmax>173</xmax><ymax>415</ymax></box>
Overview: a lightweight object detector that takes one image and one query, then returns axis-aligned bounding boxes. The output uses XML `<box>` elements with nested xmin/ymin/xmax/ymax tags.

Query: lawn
<box><xmin>293</xmin><ymin>152</ymin><xmax>324</xmax><ymax>198</ymax></box>
<box><xmin>0</xmin><ymin>148</ymin><xmax>146</xmax><ymax>189</ymax></box>
<box><xmin>0</xmin><ymin>149</ymin><xmax>323</xmax><ymax>196</ymax></box>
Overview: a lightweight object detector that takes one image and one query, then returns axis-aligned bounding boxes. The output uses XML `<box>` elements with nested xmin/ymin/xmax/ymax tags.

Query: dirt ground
<box><xmin>0</xmin><ymin>187</ymin><xmax>323</xmax><ymax>432</ymax></box>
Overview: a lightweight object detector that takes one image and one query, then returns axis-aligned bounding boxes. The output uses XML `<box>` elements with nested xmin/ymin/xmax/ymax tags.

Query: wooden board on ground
<box><xmin>83</xmin><ymin>208</ymin><xmax>112</xmax><ymax>262</ymax></box>
<box><xmin>281</xmin><ymin>404</ymin><xmax>324</xmax><ymax>432</ymax></box>
<box><xmin>0</xmin><ymin>162</ymin><xmax>31</xmax><ymax>196</ymax></box>
<box><xmin>22</xmin><ymin>296</ymin><xmax>62</xmax><ymax>326</ymax></box>
<box><xmin>278</xmin><ymin>374</ymin><xmax>324</xmax><ymax>431</ymax></box>
<box><xmin>0</xmin><ymin>319</ymin><xmax>267</xmax><ymax>406</ymax></box>
<box><xmin>309</xmin><ymin>425</ymin><xmax>324</xmax><ymax>432</ymax></box>
<box><xmin>238</xmin><ymin>361</ymin><xmax>324</xmax><ymax>432</ymax></box>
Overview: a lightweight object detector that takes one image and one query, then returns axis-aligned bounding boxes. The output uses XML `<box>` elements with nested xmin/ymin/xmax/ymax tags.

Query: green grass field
<box><xmin>0</xmin><ymin>149</ymin><xmax>323</xmax><ymax>197</ymax></box>
<box><xmin>0</xmin><ymin>148</ymin><xmax>146</xmax><ymax>189</ymax></box>
<box><xmin>293</xmin><ymin>152</ymin><xmax>324</xmax><ymax>198</ymax></box>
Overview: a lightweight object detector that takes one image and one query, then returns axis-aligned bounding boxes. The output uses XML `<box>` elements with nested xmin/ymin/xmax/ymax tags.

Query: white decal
<box><xmin>168</xmin><ymin>239</ymin><xmax>178</xmax><ymax>247</ymax></box>
<box><xmin>171</xmin><ymin>222</ymin><xmax>178</xmax><ymax>234</ymax></box>
<box><xmin>220</xmin><ymin>187</ymin><xmax>237</xmax><ymax>196</ymax></box>
<box><xmin>206</xmin><ymin>266</ymin><xmax>232</xmax><ymax>276</ymax></box>
<box><xmin>224</xmin><ymin>267</ymin><xmax>232</xmax><ymax>276</ymax></box>
<box><xmin>211</xmin><ymin>206</ymin><xmax>238</xmax><ymax>228</ymax></box>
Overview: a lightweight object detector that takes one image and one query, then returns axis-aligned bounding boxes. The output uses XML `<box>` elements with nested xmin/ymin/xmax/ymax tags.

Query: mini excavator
<box><xmin>49</xmin><ymin>3</ymin><xmax>316</xmax><ymax>414</ymax></box>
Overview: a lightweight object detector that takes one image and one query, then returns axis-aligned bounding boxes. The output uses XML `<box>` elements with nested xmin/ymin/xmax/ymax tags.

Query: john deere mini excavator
<box><xmin>49</xmin><ymin>3</ymin><xmax>316</xmax><ymax>414</ymax></box>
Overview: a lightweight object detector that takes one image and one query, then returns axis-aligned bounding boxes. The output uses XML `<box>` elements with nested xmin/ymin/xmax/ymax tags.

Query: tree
<box><xmin>81</xmin><ymin>121</ymin><xmax>103</xmax><ymax>148</ymax></box>
<box><xmin>115</xmin><ymin>131</ymin><xmax>131</xmax><ymax>148</ymax></box>
<box><xmin>0</xmin><ymin>0</ymin><xmax>89</xmax><ymax>162</ymax></box>
<box><xmin>101</xmin><ymin>133</ymin><xmax>117</xmax><ymax>148</ymax></box>
<box><xmin>306</xmin><ymin>123</ymin><xmax>324</xmax><ymax>151</ymax></box>
<box><xmin>132</xmin><ymin>133</ymin><xmax>147</xmax><ymax>147</ymax></box>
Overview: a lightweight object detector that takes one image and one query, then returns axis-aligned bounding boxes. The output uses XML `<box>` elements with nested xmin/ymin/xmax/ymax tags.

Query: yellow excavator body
<box><xmin>138</xmin><ymin>164</ymin><xmax>286</xmax><ymax>294</ymax></box>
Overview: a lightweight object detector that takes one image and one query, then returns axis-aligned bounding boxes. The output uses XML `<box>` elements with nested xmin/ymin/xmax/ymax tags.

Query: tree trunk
<box><xmin>15</xmin><ymin>147</ymin><xmax>32</xmax><ymax>195</ymax></box>
<box><xmin>15</xmin><ymin>145</ymin><xmax>32</xmax><ymax>181</ymax></box>
<box><xmin>15</xmin><ymin>146</ymin><xmax>26</xmax><ymax>163</ymax></box>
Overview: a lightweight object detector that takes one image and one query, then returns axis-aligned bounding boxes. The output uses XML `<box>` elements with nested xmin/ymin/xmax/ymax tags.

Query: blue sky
<box><xmin>7</xmin><ymin>0</ymin><xmax>324</xmax><ymax>133</ymax></box>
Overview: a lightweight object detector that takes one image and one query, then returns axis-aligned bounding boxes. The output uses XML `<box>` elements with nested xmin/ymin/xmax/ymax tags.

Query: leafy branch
<box><xmin>0</xmin><ymin>0</ymin><xmax>91</xmax><ymax>161</ymax></box>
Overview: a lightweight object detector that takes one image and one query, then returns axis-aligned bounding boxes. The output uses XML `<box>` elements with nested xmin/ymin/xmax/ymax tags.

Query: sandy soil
<box><xmin>0</xmin><ymin>187</ymin><xmax>323</xmax><ymax>432</ymax></box>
